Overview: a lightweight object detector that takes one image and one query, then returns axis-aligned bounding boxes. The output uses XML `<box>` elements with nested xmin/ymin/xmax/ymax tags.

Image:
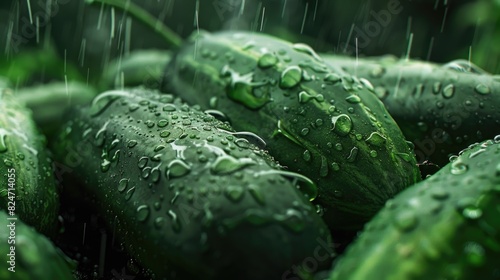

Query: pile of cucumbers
<box><xmin>1</xmin><ymin>1</ymin><xmax>499</xmax><ymax>279</ymax></box>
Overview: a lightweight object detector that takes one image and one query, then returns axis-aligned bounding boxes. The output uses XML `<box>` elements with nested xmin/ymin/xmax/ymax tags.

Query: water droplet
<box><xmin>90</xmin><ymin>90</ymin><xmax>127</xmax><ymax>116</ymax></box>
<box><xmin>163</xmin><ymin>104</ymin><xmax>177</xmax><ymax>112</ymax></box>
<box><xmin>331</xmin><ymin>162</ymin><xmax>340</xmax><ymax>171</ymax></box>
<box><xmin>0</xmin><ymin>129</ymin><xmax>9</xmax><ymax>153</ymax></box>
<box><xmin>360</xmin><ymin>78</ymin><xmax>374</xmax><ymax>91</ymax></box>
<box><xmin>127</xmin><ymin>140</ymin><xmax>138</xmax><ymax>148</ymax></box>
<box><xmin>168</xmin><ymin>210</ymin><xmax>182</xmax><ymax>233</ymax></box>
<box><xmin>157</xmin><ymin>119</ymin><xmax>169</xmax><ymax>127</ymax></box>
<box><xmin>347</xmin><ymin>147</ymin><xmax>359</xmax><ymax>162</ymax></box>
<box><xmin>124</xmin><ymin>186</ymin><xmax>135</xmax><ymax>201</ymax></box>
<box><xmin>431</xmin><ymin>188</ymin><xmax>449</xmax><ymax>200</ymax></box>
<box><xmin>118</xmin><ymin>178</ymin><xmax>129</xmax><ymax>192</ymax></box>
<box><xmin>136</xmin><ymin>205</ymin><xmax>150</xmax><ymax>222</ymax></box>
<box><xmin>396</xmin><ymin>153</ymin><xmax>412</xmax><ymax>163</ymax></box>
<box><xmin>475</xmin><ymin>84</ymin><xmax>491</xmax><ymax>95</ymax></box>
<box><xmin>141</xmin><ymin>167</ymin><xmax>152</xmax><ymax>179</ymax></box>
<box><xmin>302</xmin><ymin>150</ymin><xmax>312</xmax><ymax>161</ymax></box>
<box><xmin>369</xmin><ymin>150</ymin><xmax>378</xmax><ymax>157</ymax></box>
<box><xmin>160</xmin><ymin>130</ymin><xmax>171</xmax><ymax>138</ymax></box>
<box><xmin>258</xmin><ymin>53</ymin><xmax>279</xmax><ymax>68</ymax></box>
<box><xmin>345</xmin><ymin>95</ymin><xmax>361</xmax><ymax>104</ymax></box>
<box><xmin>324</xmin><ymin>73</ymin><xmax>341</xmax><ymax>84</ymax></box>
<box><xmin>138</xmin><ymin>157</ymin><xmax>149</xmax><ymax>169</ymax></box>
<box><xmin>298</xmin><ymin>91</ymin><xmax>324</xmax><ymax>103</ymax></box>
<box><xmin>432</xmin><ymin>82</ymin><xmax>442</xmax><ymax>94</ymax></box>
<box><xmin>280</xmin><ymin>66</ymin><xmax>302</xmax><ymax>88</ymax></box>
<box><xmin>366</xmin><ymin>132</ymin><xmax>387</xmax><ymax>147</ymax></box>
<box><xmin>450</xmin><ymin>160</ymin><xmax>468</xmax><ymax>175</ymax></box>
<box><xmin>442</xmin><ymin>84</ymin><xmax>455</xmax><ymax>99</ymax></box>
<box><xmin>101</xmin><ymin>159</ymin><xmax>111</xmax><ymax>172</ymax></box>
<box><xmin>248</xmin><ymin>184</ymin><xmax>265</xmax><ymax>205</ymax></box>
<box><xmin>166</xmin><ymin>159</ymin><xmax>191</xmax><ymax>178</ymax></box>
<box><xmin>335</xmin><ymin>143</ymin><xmax>343</xmax><ymax>151</ymax></box>
<box><xmin>154</xmin><ymin>217</ymin><xmax>165</xmax><ymax>229</ymax></box>
<box><xmin>225</xmin><ymin>185</ymin><xmax>245</xmax><ymax>202</ymax></box>
<box><xmin>394</xmin><ymin>211</ymin><xmax>418</xmax><ymax>232</ymax></box>
<box><xmin>211</xmin><ymin>155</ymin><xmax>254</xmax><ymax>175</ymax></box>
<box><xmin>276</xmin><ymin>208</ymin><xmax>305</xmax><ymax>233</ymax></box>
<box><xmin>494</xmin><ymin>135</ymin><xmax>500</xmax><ymax>143</ymax></box>
<box><xmin>462</xmin><ymin>206</ymin><xmax>482</xmax><ymax>220</ymax></box>
<box><xmin>300</xmin><ymin>128</ymin><xmax>310</xmax><ymax>136</ymax></box>
<box><xmin>331</xmin><ymin>114</ymin><xmax>352</xmax><ymax>136</ymax></box>
<box><xmin>469</xmin><ymin>148</ymin><xmax>486</xmax><ymax>159</ymax></box>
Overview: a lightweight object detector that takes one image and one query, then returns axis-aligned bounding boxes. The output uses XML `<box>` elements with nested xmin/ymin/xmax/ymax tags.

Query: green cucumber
<box><xmin>329</xmin><ymin>136</ymin><xmax>500</xmax><ymax>280</ymax></box>
<box><xmin>162</xmin><ymin>31</ymin><xmax>421</xmax><ymax>229</ymax></box>
<box><xmin>102</xmin><ymin>50</ymin><xmax>172</xmax><ymax>90</ymax></box>
<box><xmin>322</xmin><ymin>54</ymin><xmax>500</xmax><ymax>166</ymax></box>
<box><xmin>13</xmin><ymin>81</ymin><xmax>97</xmax><ymax>138</ymax></box>
<box><xmin>0</xmin><ymin>87</ymin><xmax>60</xmax><ymax>236</ymax></box>
<box><xmin>52</xmin><ymin>87</ymin><xmax>333</xmax><ymax>280</ymax></box>
<box><xmin>0</xmin><ymin>210</ymin><xmax>76</xmax><ymax>279</ymax></box>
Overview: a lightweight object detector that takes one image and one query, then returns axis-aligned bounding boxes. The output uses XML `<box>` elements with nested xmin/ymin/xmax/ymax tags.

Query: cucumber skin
<box><xmin>0</xmin><ymin>211</ymin><xmax>76</xmax><ymax>280</ymax></box>
<box><xmin>13</xmin><ymin>81</ymin><xmax>97</xmax><ymax>139</ymax></box>
<box><xmin>329</xmin><ymin>137</ymin><xmax>500</xmax><ymax>280</ymax></box>
<box><xmin>102</xmin><ymin>50</ymin><xmax>172</xmax><ymax>90</ymax></box>
<box><xmin>52</xmin><ymin>87</ymin><xmax>333</xmax><ymax>280</ymax></box>
<box><xmin>162</xmin><ymin>31</ymin><xmax>421</xmax><ymax>230</ymax></box>
<box><xmin>0</xmin><ymin>88</ymin><xmax>59</xmax><ymax>236</ymax></box>
<box><xmin>323</xmin><ymin>54</ymin><xmax>500</xmax><ymax>166</ymax></box>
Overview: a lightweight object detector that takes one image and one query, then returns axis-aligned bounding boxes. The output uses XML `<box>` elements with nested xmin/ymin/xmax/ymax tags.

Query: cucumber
<box><xmin>162</xmin><ymin>31</ymin><xmax>421</xmax><ymax>229</ymax></box>
<box><xmin>0</xmin><ymin>210</ymin><xmax>76</xmax><ymax>279</ymax></box>
<box><xmin>102</xmin><ymin>50</ymin><xmax>172</xmax><ymax>90</ymax></box>
<box><xmin>329</xmin><ymin>136</ymin><xmax>500</xmax><ymax>280</ymax></box>
<box><xmin>322</xmin><ymin>54</ymin><xmax>500</xmax><ymax>166</ymax></box>
<box><xmin>13</xmin><ymin>81</ymin><xmax>97</xmax><ymax>138</ymax></box>
<box><xmin>51</xmin><ymin>87</ymin><xmax>334</xmax><ymax>280</ymax></box>
<box><xmin>0</xmin><ymin>87</ymin><xmax>60</xmax><ymax>236</ymax></box>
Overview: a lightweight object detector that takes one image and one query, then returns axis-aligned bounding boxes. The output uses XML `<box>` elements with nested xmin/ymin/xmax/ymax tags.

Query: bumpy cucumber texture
<box><xmin>323</xmin><ymin>54</ymin><xmax>500</xmax><ymax>166</ymax></box>
<box><xmin>162</xmin><ymin>31</ymin><xmax>421</xmax><ymax>229</ymax></box>
<box><xmin>52</xmin><ymin>87</ymin><xmax>334</xmax><ymax>280</ymax></box>
<box><xmin>330</xmin><ymin>136</ymin><xmax>500</xmax><ymax>280</ymax></box>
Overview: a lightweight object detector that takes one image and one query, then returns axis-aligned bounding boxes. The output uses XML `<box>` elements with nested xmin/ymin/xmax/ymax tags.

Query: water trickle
<box><xmin>292</xmin><ymin>43</ymin><xmax>323</xmax><ymax>61</ymax></box>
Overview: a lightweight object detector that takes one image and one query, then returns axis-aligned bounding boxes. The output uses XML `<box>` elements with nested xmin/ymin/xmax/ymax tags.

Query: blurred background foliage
<box><xmin>0</xmin><ymin>0</ymin><xmax>498</xmax><ymax>88</ymax></box>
